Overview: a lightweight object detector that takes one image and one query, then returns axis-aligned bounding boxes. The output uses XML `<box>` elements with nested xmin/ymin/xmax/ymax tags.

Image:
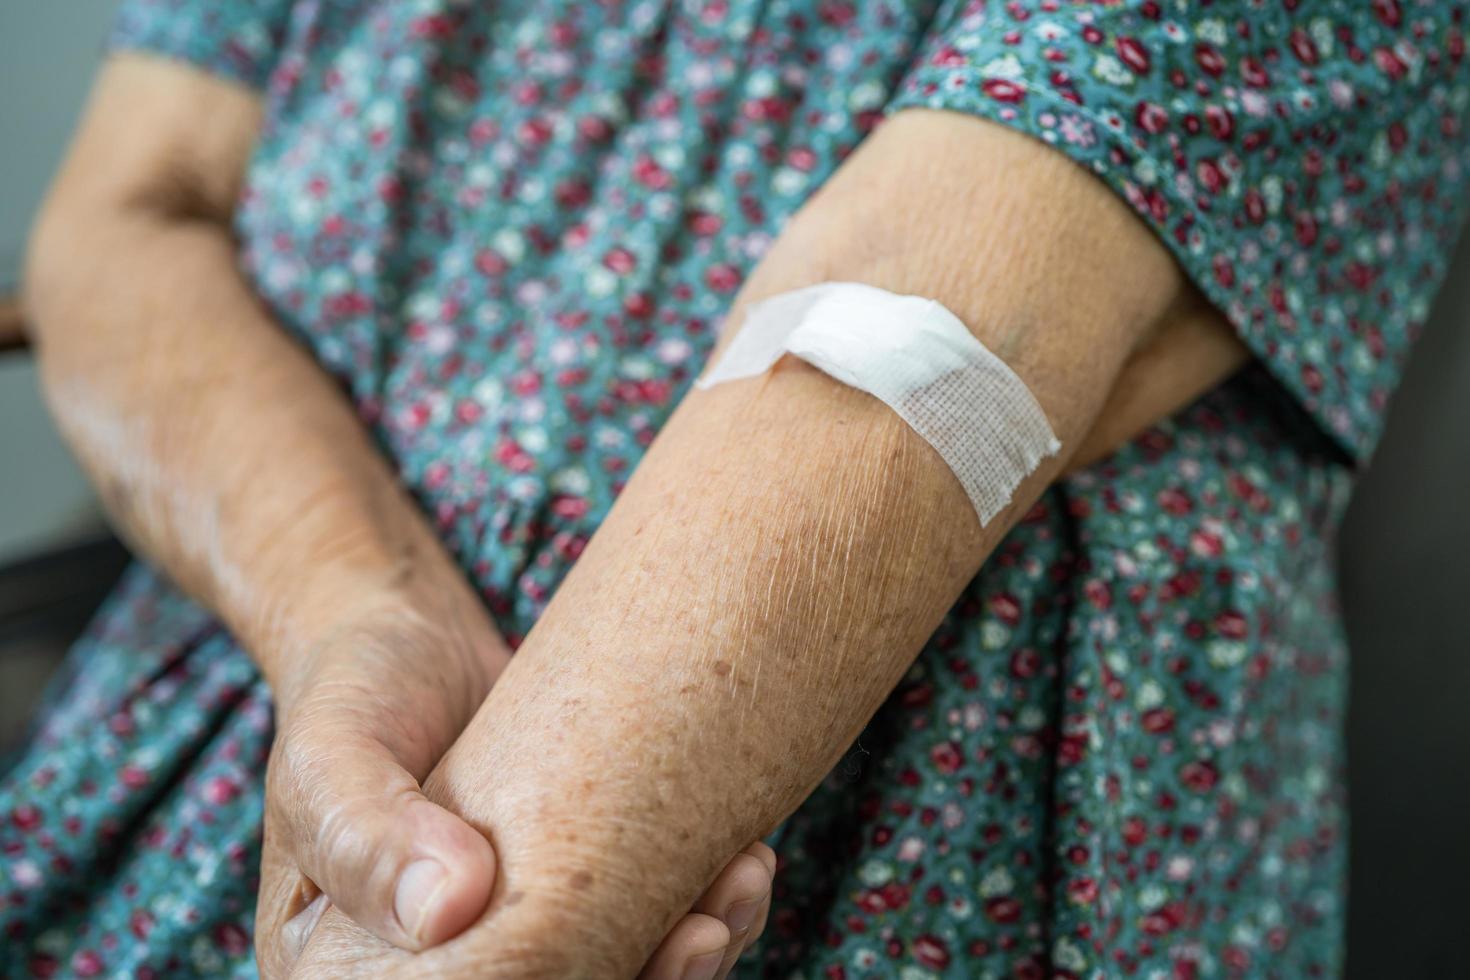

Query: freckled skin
<box><xmin>293</xmin><ymin>113</ymin><xmax>1246</xmax><ymax>978</ymax></box>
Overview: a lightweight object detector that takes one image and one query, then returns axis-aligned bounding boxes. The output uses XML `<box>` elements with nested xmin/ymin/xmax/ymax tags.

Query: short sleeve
<box><xmin>109</xmin><ymin>0</ymin><xmax>296</xmax><ymax>90</ymax></box>
<box><xmin>886</xmin><ymin>0</ymin><xmax>1470</xmax><ymax>462</ymax></box>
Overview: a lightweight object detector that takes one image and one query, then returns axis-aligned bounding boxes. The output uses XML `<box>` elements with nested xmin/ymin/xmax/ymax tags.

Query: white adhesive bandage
<box><xmin>696</xmin><ymin>281</ymin><xmax>1060</xmax><ymax>525</ymax></box>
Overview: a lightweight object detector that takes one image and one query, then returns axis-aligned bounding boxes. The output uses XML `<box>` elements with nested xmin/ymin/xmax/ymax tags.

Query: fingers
<box><xmin>637</xmin><ymin>913</ymin><xmax>729</xmax><ymax>980</ymax></box>
<box><xmin>256</xmin><ymin>820</ymin><xmax>322</xmax><ymax>980</ymax></box>
<box><xmin>267</xmin><ymin>720</ymin><xmax>497</xmax><ymax>957</ymax></box>
<box><xmin>638</xmin><ymin>841</ymin><xmax>776</xmax><ymax>980</ymax></box>
<box><xmin>694</xmin><ymin>843</ymin><xmax>775</xmax><ymax>979</ymax></box>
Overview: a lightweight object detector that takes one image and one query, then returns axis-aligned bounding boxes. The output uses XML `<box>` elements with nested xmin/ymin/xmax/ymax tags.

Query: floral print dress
<box><xmin>3</xmin><ymin>1</ymin><xmax>1467</xmax><ymax>977</ymax></box>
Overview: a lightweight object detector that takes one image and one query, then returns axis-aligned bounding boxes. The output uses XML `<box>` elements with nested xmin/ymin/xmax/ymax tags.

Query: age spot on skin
<box><xmin>712</xmin><ymin>660</ymin><xmax>732</xmax><ymax>676</ymax></box>
<box><xmin>569</xmin><ymin>870</ymin><xmax>593</xmax><ymax>890</ymax></box>
<box><xmin>503</xmin><ymin>890</ymin><xmax>525</xmax><ymax>907</ymax></box>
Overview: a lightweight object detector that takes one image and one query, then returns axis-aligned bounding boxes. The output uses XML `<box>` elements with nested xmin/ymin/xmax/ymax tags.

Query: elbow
<box><xmin>22</xmin><ymin>187</ymin><xmax>166</xmax><ymax>355</ymax></box>
<box><xmin>20</xmin><ymin>190</ymin><xmax>96</xmax><ymax>353</ymax></box>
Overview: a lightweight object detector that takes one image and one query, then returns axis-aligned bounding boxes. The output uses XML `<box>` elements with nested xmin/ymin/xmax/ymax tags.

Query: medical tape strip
<box><xmin>695</xmin><ymin>281</ymin><xmax>1061</xmax><ymax>526</ymax></box>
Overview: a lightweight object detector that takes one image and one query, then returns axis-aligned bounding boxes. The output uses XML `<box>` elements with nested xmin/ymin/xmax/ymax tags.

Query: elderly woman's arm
<box><xmin>294</xmin><ymin>110</ymin><xmax>1248</xmax><ymax>978</ymax></box>
<box><xmin>23</xmin><ymin>54</ymin><xmax>513</xmax><ymax>962</ymax></box>
<box><xmin>25</xmin><ymin>55</ymin><xmax>774</xmax><ymax>978</ymax></box>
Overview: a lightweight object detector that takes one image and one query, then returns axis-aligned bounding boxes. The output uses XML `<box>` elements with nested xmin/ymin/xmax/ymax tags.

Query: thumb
<box><xmin>267</xmin><ymin>714</ymin><xmax>496</xmax><ymax>952</ymax></box>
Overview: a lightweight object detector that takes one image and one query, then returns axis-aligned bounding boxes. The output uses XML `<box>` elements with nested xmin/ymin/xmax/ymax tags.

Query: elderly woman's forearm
<box><xmin>22</xmin><ymin>57</ymin><xmax>489</xmax><ymax>690</ymax></box>
<box><xmin>292</xmin><ymin>112</ymin><xmax>1223</xmax><ymax>978</ymax></box>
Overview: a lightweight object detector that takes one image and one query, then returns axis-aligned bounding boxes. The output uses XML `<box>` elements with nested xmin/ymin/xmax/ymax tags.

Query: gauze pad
<box><xmin>696</xmin><ymin>281</ymin><xmax>1060</xmax><ymax>525</ymax></box>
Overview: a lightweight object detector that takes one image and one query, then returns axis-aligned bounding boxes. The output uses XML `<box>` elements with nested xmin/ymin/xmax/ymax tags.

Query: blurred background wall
<box><xmin>0</xmin><ymin>3</ymin><xmax>1465</xmax><ymax>975</ymax></box>
<box><xmin>0</xmin><ymin>1</ymin><xmax>114</xmax><ymax>559</ymax></box>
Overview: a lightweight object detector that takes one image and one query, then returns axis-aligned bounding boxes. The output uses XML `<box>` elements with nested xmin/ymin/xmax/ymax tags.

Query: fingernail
<box><xmin>681</xmin><ymin>950</ymin><xmax>723</xmax><ymax>980</ymax></box>
<box><xmin>724</xmin><ymin>897</ymin><xmax>760</xmax><ymax>937</ymax></box>
<box><xmin>395</xmin><ymin>858</ymin><xmax>449</xmax><ymax>943</ymax></box>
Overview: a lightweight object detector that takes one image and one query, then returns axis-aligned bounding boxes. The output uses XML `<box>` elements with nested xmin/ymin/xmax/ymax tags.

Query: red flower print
<box><xmin>1158</xmin><ymin>486</ymin><xmax>1193</xmax><ymax>515</ymax></box>
<box><xmin>1223</xmin><ymin>945</ymin><xmax>1252</xmax><ymax>971</ymax></box>
<box><xmin>1373</xmin><ymin>46</ymin><xmax>1407</xmax><ymax>81</ymax></box>
<box><xmin>214</xmin><ymin>923</ymin><xmax>250</xmax><ymax>956</ymax></box>
<box><xmin>1212</xmin><ymin>254</ymin><xmax>1236</xmax><ymax>289</ymax></box>
<box><xmin>623</xmin><ymin>292</ymin><xmax>655</xmax><ymax>318</ymax></box>
<box><xmin>551</xmin><ymin>495</ymin><xmax>589</xmax><ymax>520</ymax></box>
<box><xmin>985</xmin><ymin>896</ymin><xmax>1022</xmax><ymax>923</ymax></box>
<box><xmin>1194</xmin><ymin>43</ymin><xmax>1225</xmax><ymax>77</ymax></box>
<box><xmin>576</xmin><ymin>115</ymin><xmax>613</xmax><ymax>143</ymax></box>
<box><xmin>1084</xmin><ymin>579</ymin><xmax>1111</xmax><ymax>610</ymax></box>
<box><xmin>1196</xmin><ymin>159</ymin><xmax>1226</xmax><ymax>195</ymax></box>
<box><xmin>685</xmin><ymin>210</ymin><xmax>722</xmax><ymax>236</ymax></box>
<box><xmin>989</xmin><ymin>592</ymin><xmax>1022</xmax><ymax>626</ymax></box>
<box><xmin>857</xmin><ymin>882</ymin><xmax>911</xmax><ymax>913</ymax></box>
<box><xmin>474</xmin><ymin>249</ymin><xmax>508</xmax><ymax>277</ymax></box>
<box><xmin>787</xmin><ymin>146</ymin><xmax>818</xmax><ymax>172</ymax></box>
<box><xmin>202</xmin><ymin>776</ymin><xmax>239</xmax><ymax>805</ymax></box>
<box><xmin>982</xmin><ymin>78</ymin><xmax>1026</xmax><ymax>103</ymax></box>
<box><xmin>1301</xmin><ymin>363</ymin><xmax>1325</xmax><ymax>395</ymax></box>
<box><xmin>1010</xmin><ymin>647</ymin><xmax>1041</xmax><ymax>678</ymax></box>
<box><xmin>1141</xmin><ymin>708</ymin><xmax>1176</xmax><ymax>734</ymax></box>
<box><xmin>1205</xmin><ymin>104</ymin><xmax>1234</xmax><ymax>140</ymax></box>
<box><xmin>516</xmin><ymin>117</ymin><xmax>554</xmax><ymax>147</ymax></box>
<box><xmin>1189</xmin><ymin>530</ymin><xmax>1224</xmax><ymax>558</ymax></box>
<box><xmin>1115</xmin><ymin>37</ymin><xmax>1150</xmax><ymax>74</ymax></box>
<box><xmin>1179</xmin><ymin>760</ymin><xmax>1219</xmax><ymax>792</ymax></box>
<box><xmin>409</xmin><ymin>14</ymin><xmax>454</xmax><ymax>40</ymax></box>
<box><xmin>912</xmin><ymin>934</ymin><xmax>951</xmax><ymax>969</ymax></box>
<box><xmin>1067</xmin><ymin>876</ymin><xmax>1099</xmax><ymax>905</ymax></box>
<box><xmin>930</xmin><ymin>741</ymin><xmax>964</xmax><ymax>774</ymax></box>
<box><xmin>70</xmin><ymin>951</ymin><xmax>104</xmax><ymax>978</ymax></box>
<box><xmin>1240</xmin><ymin>57</ymin><xmax>1270</xmax><ymax>88</ymax></box>
<box><xmin>1214</xmin><ymin>609</ymin><xmax>1249</xmax><ymax>639</ymax></box>
<box><xmin>704</xmin><ymin>264</ymin><xmax>741</xmax><ymax>292</ymax></box>
<box><xmin>602</xmin><ymin>247</ymin><xmax>637</xmax><ymax>275</ymax></box>
<box><xmin>632</xmin><ymin>155</ymin><xmax>672</xmax><ymax>190</ymax></box>
<box><xmin>1289</xmin><ymin>28</ymin><xmax>1319</xmax><ymax>66</ymax></box>
<box><xmin>1135</xmin><ymin>101</ymin><xmax>1168</xmax><ymax>134</ymax></box>
<box><xmin>1372</xmin><ymin>0</ymin><xmax>1402</xmax><ymax>28</ymax></box>
<box><xmin>1242</xmin><ymin>189</ymin><xmax>1266</xmax><ymax>224</ymax></box>
<box><xmin>1141</xmin><ymin>903</ymin><xmax>1184</xmax><ymax>935</ymax></box>
<box><xmin>495</xmin><ymin>438</ymin><xmax>536</xmax><ymax>473</ymax></box>
<box><xmin>11</xmin><ymin>803</ymin><xmax>41</xmax><ymax>832</ymax></box>
<box><xmin>931</xmin><ymin>45</ymin><xmax>966</xmax><ymax>68</ymax></box>
<box><xmin>1294</xmin><ymin>211</ymin><xmax>1319</xmax><ymax>247</ymax></box>
<box><xmin>1388</xmin><ymin>122</ymin><xmax>1408</xmax><ymax>153</ymax></box>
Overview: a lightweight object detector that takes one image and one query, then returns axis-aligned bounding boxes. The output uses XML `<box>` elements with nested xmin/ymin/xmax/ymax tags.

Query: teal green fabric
<box><xmin>3</xmin><ymin>1</ymin><xmax>1464</xmax><ymax>976</ymax></box>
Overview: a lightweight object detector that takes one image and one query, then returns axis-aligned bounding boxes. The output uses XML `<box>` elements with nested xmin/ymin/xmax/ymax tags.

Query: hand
<box><xmin>254</xmin><ymin>588</ymin><xmax>508</xmax><ymax>977</ymax></box>
<box><xmin>289</xmin><ymin>842</ymin><xmax>776</xmax><ymax>980</ymax></box>
<box><xmin>287</xmin><ymin>612</ymin><xmax>787</xmax><ymax>980</ymax></box>
<box><xmin>636</xmin><ymin>841</ymin><xmax>776</xmax><ymax>980</ymax></box>
<box><xmin>254</xmin><ymin>583</ymin><xmax>775</xmax><ymax>979</ymax></box>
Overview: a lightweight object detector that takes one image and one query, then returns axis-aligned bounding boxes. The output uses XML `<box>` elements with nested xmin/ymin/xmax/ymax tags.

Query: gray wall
<box><xmin>1</xmin><ymin>2</ymin><xmax>1466</xmax><ymax>974</ymax></box>
<box><xmin>0</xmin><ymin>0</ymin><xmax>116</xmax><ymax>558</ymax></box>
<box><xmin>1339</xmin><ymin>239</ymin><xmax>1470</xmax><ymax>975</ymax></box>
